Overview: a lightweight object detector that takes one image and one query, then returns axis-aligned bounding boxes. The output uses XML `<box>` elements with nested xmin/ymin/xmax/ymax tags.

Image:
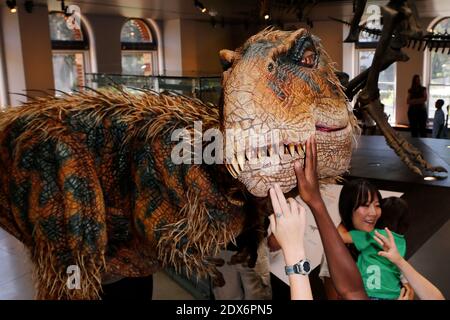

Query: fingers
<box><xmin>288</xmin><ymin>198</ymin><xmax>297</xmax><ymax>217</ymax></box>
<box><xmin>294</xmin><ymin>160</ymin><xmax>305</xmax><ymax>188</ymax></box>
<box><xmin>274</xmin><ymin>184</ymin><xmax>289</xmax><ymax>216</ymax></box>
<box><xmin>305</xmin><ymin>137</ymin><xmax>313</xmax><ymax>173</ymax></box>
<box><xmin>385</xmin><ymin>227</ymin><xmax>395</xmax><ymax>245</ymax></box>
<box><xmin>269</xmin><ymin>214</ymin><xmax>276</xmax><ymax>233</ymax></box>
<box><xmin>311</xmin><ymin>134</ymin><xmax>317</xmax><ymax>171</ymax></box>
<box><xmin>373</xmin><ymin>235</ymin><xmax>385</xmax><ymax>248</ymax></box>
<box><xmin>270</xmin><ymin>187</ymin><xmax>282</xmax><ymax>218</ymax></box>
<box><xmin>374</xmin><ymin>230</ymin><xmax>389</xmax><ymax>246</ymax></box>
<box><xmin>398</xmin><ymin>287</ymin><xmax>407</xmax><ymax>300</ymax></box>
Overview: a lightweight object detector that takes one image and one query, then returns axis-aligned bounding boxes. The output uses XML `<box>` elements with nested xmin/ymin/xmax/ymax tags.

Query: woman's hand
<box><xmin>294</xmin><ymin>135</ymin><xmax>322</xmax><ymax>208</ymax></box>
<box><xmin>269</xmin><ymin>183</ymin><xmax>307</xmax><ymax>265</ymax></box>
<box><xmin>374</xmin><ymin>228</ymin><xmax>403</xmax><ymax>265</ymax></box>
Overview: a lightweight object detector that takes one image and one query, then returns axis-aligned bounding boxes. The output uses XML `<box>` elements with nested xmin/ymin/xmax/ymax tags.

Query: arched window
<box><xmin>49</xmin><ymin>12</ymin><xmax>90</xmax><ymax>93</ymax></box>
<box><xmin>427</xmin><ymin>17</ymin><xmax>450</xmax><ymax>120</ymax></box>
<box><xmin>121</xmin><ymin>19</ymin><xmax>157</xmax><ymax>76</ymax></box>
<box><xmin>356</xmin><ymin>22</ymin><xmax>397</xmax><ymax>124</ymax></box>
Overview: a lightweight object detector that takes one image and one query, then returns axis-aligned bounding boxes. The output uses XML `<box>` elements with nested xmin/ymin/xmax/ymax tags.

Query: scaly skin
<box><xmin>221</xmin><ymin>28</ymin><xmax>356</xmax><ymax>197</ymax></box>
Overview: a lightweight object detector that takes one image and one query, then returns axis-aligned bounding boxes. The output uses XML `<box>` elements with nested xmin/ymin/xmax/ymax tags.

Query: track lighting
<box><xmin>6</xmin><ymin>0</ymin><xmax>17</xmax><ymax>13</ymax></box>
<box><xmin>194</xmin><ymin>0</ymin><xmax>207</xmax><ymax>13</ymax></box>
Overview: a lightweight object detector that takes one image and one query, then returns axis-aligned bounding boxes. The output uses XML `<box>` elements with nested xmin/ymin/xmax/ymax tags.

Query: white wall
<box><xmin>163</xmin><ymin>19</ymin><xmax>183</xmax><ymax>76</ymax></box>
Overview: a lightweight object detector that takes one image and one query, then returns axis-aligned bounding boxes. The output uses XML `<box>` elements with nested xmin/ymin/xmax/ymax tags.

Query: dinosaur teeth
<box><xmin>231</xmin><ymin>158</ymin><xmax>241</xmax><ymax>176</ymax></box>
<box><xmin>296</xmin><ymin>144</ymin><xmax>305</xmax><ymax>158</ymax></box>
<box><xmin>267</xmin><ymin>145</ymin><xmax>274</xmax><ymax>157</ymax></box>
<box><xmin>245</xmin><ymin>149</ymin><xmax>252</xmax><ymax>161</ymax></box>
<box><xmin>237</xmin><ymin>153</ymin><xmax>245</xmax><ymax>171</ymax></box>
<box><xmin>288</xmin><ymin>143</ymin><xmax>296</xmax><ymax>157</ymax></box>
<box><xmin>226</xmin><ymin>163</ymin><xmax>238</xmax><ymax>178</ymax></box>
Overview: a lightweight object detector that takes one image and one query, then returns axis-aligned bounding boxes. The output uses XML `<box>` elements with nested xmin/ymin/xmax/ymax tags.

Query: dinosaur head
<box><xmin>220</xmin><ymin>28</ymin><xmax>355</xmax><ymax>197</ymax></box>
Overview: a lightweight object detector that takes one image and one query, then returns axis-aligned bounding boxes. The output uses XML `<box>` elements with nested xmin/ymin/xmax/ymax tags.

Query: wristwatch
<box><xmin>285</xmin><ymin>259</ymin><xmax>312</xmax><ymax>275</ymax></box>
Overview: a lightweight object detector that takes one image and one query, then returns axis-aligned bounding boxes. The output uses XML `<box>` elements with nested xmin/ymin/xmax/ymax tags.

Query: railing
<box><xmin>85</xmin><ymin>73</ymin><xmax>222</xmax><ymax>105</ymax></box>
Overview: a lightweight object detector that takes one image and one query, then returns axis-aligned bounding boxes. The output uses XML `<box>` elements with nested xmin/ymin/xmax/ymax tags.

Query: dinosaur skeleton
<box><xmin>261</xmin><ymin>0</ymin><xmax>448</xmax><ymax>177</ymax></box>
<box><xmin>343</xmin><ymin>0</ymin><xmax>448</xmax><ymax>177</ymax></box>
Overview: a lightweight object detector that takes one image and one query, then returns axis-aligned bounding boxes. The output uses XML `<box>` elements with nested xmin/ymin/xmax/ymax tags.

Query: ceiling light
<box><xmin>194</xmin><ymin>0</ymin><xmax>207</xmax><ymax>13</ymax></box>
<box><xmin>6</xmin><ymin>0</ymin><xmax>17</xmax><ymax>13</ymax></box>
<box><xmin>424</xmin><ymin>176</ymin><xmax>437</xmax><ymax>181</ymax></box>
<box><xmin>264</xmin><ymin>14</ymin><xmax>270</xmax><ymax>20</ymax></box>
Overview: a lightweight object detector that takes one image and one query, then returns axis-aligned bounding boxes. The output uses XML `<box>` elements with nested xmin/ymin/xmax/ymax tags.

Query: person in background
<box><xmin>407</xmin><ymin>75</ymin><xmax>428</xmax><ymax>138</ymax></box>
<box><xmin>432</xmin><ymin>99</ymin><xmax>445</xmax><ymax>139</ymax></box>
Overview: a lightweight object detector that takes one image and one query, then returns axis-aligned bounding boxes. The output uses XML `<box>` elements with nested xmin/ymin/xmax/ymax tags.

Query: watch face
<box><xmin>303</xmin><ymin>261</ymin><xmax>311</xmax><ymax>273</ymax></box>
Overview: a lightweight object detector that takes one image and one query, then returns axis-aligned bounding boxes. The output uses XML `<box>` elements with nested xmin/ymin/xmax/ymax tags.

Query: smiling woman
<box><xmin>338</xmin><ymin>179</ymin><xmax>382</xmax><ymax>233</ymax></box>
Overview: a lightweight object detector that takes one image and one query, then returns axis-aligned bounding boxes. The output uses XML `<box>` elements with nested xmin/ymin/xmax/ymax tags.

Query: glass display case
<box><xmin>85</xmin><ymin>73</ymin><xmax>222</xmax><ymax>105</ymax></box>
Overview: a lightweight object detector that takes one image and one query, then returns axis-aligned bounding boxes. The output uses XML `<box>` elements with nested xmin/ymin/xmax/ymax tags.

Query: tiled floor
<box><xmin>0</xmin><ymin>227</ymin><xmax>194</xmax><ymax>300</ymax></box>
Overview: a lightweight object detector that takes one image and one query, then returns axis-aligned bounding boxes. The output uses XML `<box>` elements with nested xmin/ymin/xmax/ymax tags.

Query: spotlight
<box><xmin>194</xmin><ymin>0</ymin><xmax>207</xmax><ymax>13</ymax></box>
<box><xmin>424</xmin><ymin>176</ymin><xmax>437</xmax><ymax>181</ymax></box>
<box><xmin>24</xmin><ymin>0</ymin><xmax>33</xmax><ymax>13</ymax></box>
<box><xmin>264</xmin><ymin>14</ymin><xmax>270</xmax><ymax>20</ymax></box>
<box><xmin>6</xmin><ymin>0</ymin><xmax>17</xmax><ymax>13</ymax></box>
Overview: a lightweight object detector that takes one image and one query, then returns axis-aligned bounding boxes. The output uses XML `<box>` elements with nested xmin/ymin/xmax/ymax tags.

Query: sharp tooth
<box><xmin>284</xmin><ymin>145</ymin><xmax>289</xmax><ymax>154</ymax></box>
<box><xmin>255</xmin><ymin>146</ymin><xmax>262</xmax><ymax>159</ymax></box>
<box><xmin>237</xmin><ymin>153</ymin><xmax>245</xmax><ymax>171</ymax></box>
<box><xmin>226</xmin><ymin>164</ymin><xmax>238</xmax><ymax>178</ymax></box>
<box><xmin>297</xmin><ymin>144</ymin><xmax>305</xmax><ymax>158</ymax></box>
<box><xmin>231</xmin><ymin>158</ymin><xmax>240</xmax><ymax>175</ymax></box>
<box><xmin>245</xmin><ymin>149</ymin><xmax>251</xmax><ymax>161</ymax></box>
<box><xmin>289</xmin><ymin>143</ymin><xmax>295</xmax><ymax>157</ymax></box>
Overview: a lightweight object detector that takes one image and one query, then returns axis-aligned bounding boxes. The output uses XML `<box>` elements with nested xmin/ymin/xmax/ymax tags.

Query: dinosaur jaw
<box><xmin>225</xmin><ymin>123</ymin><xmax>353</xmax><ymax>197</ymax></box>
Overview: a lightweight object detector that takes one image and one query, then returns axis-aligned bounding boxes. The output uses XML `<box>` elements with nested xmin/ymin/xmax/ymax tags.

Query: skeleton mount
<box><xmin>338</xmin><ymin>0</ymin><xmax>448</xmax><ymax>178</ymax></box>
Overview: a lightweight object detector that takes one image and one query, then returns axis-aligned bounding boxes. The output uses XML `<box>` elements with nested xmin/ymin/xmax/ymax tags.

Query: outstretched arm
<box><xmin>269</xmin><ymin>185</ymin><xmax>312</xmax><ymax>300</ymax></box>
<box><xmin>374</xmin><ymin>228</ymin><xmax>445</xmax><ymax>300</ymax></box>
<box><xmin>294</xmin><ymin>136</ymin><xmax>367</xmax><ymax>300</ymax></box>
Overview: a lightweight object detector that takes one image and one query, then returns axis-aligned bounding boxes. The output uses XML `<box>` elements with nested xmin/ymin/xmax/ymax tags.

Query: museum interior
<box><xmin>0</xmin><ymin>0</ymin><xmax>449</xmax><ymax>301</ymax></box>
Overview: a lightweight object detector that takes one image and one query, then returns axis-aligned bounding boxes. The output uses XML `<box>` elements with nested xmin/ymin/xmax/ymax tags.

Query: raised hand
<box><xmin>268</xmin><ymin>183</ymin><xmax>306</xmax><ymax>265</ymax></box>
<box><xmin>374</xmin><ymin>228</ymin><xmax>402</xmax><ymax>265</ymax></box>
<box><xmin>294</xmin><ymin>135</ymin><xmax>322</xmax><ymax>207</ymax></box>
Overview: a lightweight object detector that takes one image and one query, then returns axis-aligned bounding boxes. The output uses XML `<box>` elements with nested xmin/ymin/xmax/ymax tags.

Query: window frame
<box><xmin>355</xmin><ymin>48</ymin><xmax>397</xmax><ymax>124</ymax></box>
<box><xmin>49</xmin><ymin>11</ymin><xmax>90</xmax><ymax>93</ymax></box>
<box><xmin>425</xmin><ymin>17</ymin><xmax>450</xmax><ymax>122</ymax></box>
<box><xmin>121</xmin><ymin>19</ymin><xmax>158</xmax><ymax>76</ymax></box>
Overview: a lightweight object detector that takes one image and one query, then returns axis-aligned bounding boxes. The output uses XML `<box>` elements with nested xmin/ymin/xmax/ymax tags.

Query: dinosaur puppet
<box><xmin>0</xmin><ymin>27</ymin><xmax>356</xmax><ymax>299</ymax></box>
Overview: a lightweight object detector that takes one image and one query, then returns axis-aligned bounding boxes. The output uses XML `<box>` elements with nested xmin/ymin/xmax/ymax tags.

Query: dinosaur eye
<box><xmin>267</xmin><ymin>62</ymin><xmax>274</xmax><ymax>72</ymax></box>
<box><xmin>300</xmin><ymin>50</ymin><xmax>317</xmax><ymax>68</ymax></box>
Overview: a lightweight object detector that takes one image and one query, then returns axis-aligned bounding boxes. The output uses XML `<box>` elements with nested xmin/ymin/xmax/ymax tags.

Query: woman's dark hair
<box><xmin>338</xmin><ymin>179</ymin><xmax>382</xmax><ymax>231</ymax></box>
<box><xmin>411</xmin><ymin>74</ymin><xmax>421</xmax><ymax>88</ymax></box>
<box><xmin>409</xmin><ymin>74</ymin><xmax>424</xmax><ymax>94</ymax></box>
<box><xmin>377</xmin><ymin>197</ymin><xmax>410</xmax><ymax>235</ymax></box>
